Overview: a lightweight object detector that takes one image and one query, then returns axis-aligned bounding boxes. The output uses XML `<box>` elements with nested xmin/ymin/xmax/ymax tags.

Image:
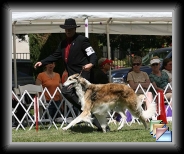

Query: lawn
<box><xmin>12</xmin><ymin>121</ymin><xmax>172</xmax><ymax>142</ymax></box>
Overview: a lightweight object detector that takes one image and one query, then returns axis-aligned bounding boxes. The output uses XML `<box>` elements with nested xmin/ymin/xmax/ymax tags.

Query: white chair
<box><xmin>18</xmin><ymin>84</ymin><xmax>53</xmax><ymax>130</ymax></box>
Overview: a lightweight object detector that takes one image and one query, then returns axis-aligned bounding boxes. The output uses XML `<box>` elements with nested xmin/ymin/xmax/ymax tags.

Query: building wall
<box><xmin>12</xmin><ymin>35</ymin><xmax>30</xmax><ymax>59</ymax></box>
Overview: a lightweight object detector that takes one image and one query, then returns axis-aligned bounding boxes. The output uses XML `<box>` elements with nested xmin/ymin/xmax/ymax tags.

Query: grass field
<box><xmin>12</xmin><ymin>121</ymin><xmax>172</xmax><ymax>142</ymax></box>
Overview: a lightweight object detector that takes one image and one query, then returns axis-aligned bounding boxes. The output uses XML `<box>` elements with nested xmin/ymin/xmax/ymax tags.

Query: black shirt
<box><xmin>41</xmin><ymin>33</ymin><xmax>97</xmax><ymax>82</ymax></box>
<box><xmin>93</xmin><ymin>69</ymin><xmax>109</xmax><ymax>84</ymax></box>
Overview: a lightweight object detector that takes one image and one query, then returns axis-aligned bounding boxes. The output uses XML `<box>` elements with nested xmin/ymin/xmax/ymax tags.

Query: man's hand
<box><xmin>34</xmin><ymin>62</ymin><xmax>42</xmax><ymax>69</ymax></box>
<box><xmin>82</xmin><ymin>63</ymin><xmax>93</xmax><ymax>71</ymax></box>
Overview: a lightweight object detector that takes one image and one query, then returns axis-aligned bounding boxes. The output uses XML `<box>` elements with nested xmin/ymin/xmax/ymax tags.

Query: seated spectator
<box><xmin>35</xmin><ymin>62</ymin><xmax>63</xmax><ymax>120</ymax></box>
<box><xmin>161</xmin><ymin>58</ymin><xmax>172</xmax><ymax>86</ymax></box>
<box><xmin>127</xmin><ymin>56</ymin><xmax>154</xmax><ymax>110</ymax></box>
<box><xmin>149</xmin><ymin>56</ymin><xmax>172</xmax><ymax>107</ymax></box>
<box><xmin>93</xmin><ymin>58</ymin><xmax>113</xmax><ymax>84</ymax></box>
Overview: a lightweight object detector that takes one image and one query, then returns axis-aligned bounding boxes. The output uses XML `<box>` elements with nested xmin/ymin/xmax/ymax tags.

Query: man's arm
<box><xmin>41</xmin><ymin>42</ymin><xmax>63</xmax><ymax>66</ymax></box>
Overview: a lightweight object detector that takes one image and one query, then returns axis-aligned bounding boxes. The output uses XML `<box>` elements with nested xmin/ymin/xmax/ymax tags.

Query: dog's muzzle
<box><xmin>67</xmin><ymin>84</ymin><xmax>74</xmax><ymax>90</ymax></box>
<box><xmin>62</xmin><ymin>83</ymin><xmax>75</xmax><ymax>91</ymax></box>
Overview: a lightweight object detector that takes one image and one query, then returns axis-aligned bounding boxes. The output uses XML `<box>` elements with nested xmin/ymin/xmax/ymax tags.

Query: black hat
<box><xmin>59</xmin><ymin>18</ymin><xmax>80</xmax><ymax>29</ymax></box>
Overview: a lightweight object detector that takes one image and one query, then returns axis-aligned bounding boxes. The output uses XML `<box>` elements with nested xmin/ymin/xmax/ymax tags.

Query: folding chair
<box><xmin>18</xmin><ymin>84</ymin><xmax>53</xmax><ymax>130</ymax></box>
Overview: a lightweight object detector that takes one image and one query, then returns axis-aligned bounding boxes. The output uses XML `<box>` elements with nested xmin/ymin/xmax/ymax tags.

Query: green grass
<box><xmin>12</xmin><ymin>121</ymin><xmax>172</xmax><ymax>142</ymax></box>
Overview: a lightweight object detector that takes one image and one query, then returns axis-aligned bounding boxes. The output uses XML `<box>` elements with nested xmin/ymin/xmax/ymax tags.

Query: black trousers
<box><xmin>61</xmin><ymin>86</ymin><xmax>81</xmax><ymax>110</ymax></box>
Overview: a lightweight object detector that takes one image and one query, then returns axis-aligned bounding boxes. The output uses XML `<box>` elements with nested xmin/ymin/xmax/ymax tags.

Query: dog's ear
<box><xmin>73</xmin><ymin>73</ymin><xmax>80</xmax><ymax>80</ymax></box>
<box><xmin>76</xmin><ymin>73</ymin><xmax>80</xmax><ymax>78</ymax></box>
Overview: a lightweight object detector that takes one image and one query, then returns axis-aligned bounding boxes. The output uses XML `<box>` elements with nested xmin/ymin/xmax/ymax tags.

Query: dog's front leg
<box><xmin>62</xmin><ymin>115</ymin><xmax>83</xmax><ymax>131</ymax></box>
<box><xmin>62</xmin><ymin>111</ymin><xmax>93</xmax><ymax>130</ymax></box>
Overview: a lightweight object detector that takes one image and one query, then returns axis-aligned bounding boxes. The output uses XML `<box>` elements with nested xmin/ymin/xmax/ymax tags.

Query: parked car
<box><xmin>109</xmin><ymin>47</ymin><xmax>172</xmax><ymax>83</ymax></box>
<box><xmin>12</xmin><ymin>59</ymin><xmax>35</xmax><ymax>89</ymax></box>
<box><xmin>142</xmin><ymin>47</ymin><xmax>172</xmax><ymax>66</ymax></box>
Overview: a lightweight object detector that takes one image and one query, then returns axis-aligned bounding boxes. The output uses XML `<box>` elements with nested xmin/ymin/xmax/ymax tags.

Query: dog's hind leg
<box><xmin>138</xmin><ymin>115</ymin><xmax>148</xmax><ymax>130</ymax></box>
<box><xmin>128</xmin><ymin>107</ymin><xmax>148</xmax><ymax>130</ymax></box>
<box><xmin>115</xmin><ymin>109</ymin><xmax>127</xmax><ymax>131</ymax></box>
<box><xmin>62</xmin><ymin>111</ymin><xmax>93</xmax><ymax>130</ymax></box>
<box><xmin>93</xmin><ymin>113</ymin><xmax>108</xmax><ymax>133</ymax></box>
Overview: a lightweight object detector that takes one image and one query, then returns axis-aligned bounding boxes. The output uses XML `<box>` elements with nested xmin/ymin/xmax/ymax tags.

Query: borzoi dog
<box><xmin>62</xmin><ymin>73</ymin><xmax>156</xmax><ymax>133</ymax></box>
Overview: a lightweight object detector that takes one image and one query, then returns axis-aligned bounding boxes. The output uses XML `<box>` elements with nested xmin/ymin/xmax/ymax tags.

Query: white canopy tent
<box><xmin>12</xmin><ymin>12</ymin><xmax>172</xmax><ymax>87</ymax></box>
<box><xmin>12</xmin><ymin>12</ymin><xmax>172</xmax><ymax>35</ymax></box>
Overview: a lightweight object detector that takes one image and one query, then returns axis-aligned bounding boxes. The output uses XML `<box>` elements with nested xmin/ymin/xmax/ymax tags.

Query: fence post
<box><xmin>156</xmin><ymin>90</ymin><xmax>167</xmax><ymax>124</ymax></box>
<box><xmin>34</xmin><ymin>96</ymin><xmax>39</xmax><ymax>131</ymax></box>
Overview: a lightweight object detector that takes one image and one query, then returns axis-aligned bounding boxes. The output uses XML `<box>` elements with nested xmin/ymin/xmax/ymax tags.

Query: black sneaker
<box><xmin>97</xmin><ymin>127</ymin><xmax>103</xmax><ymax>131</ymax></box>
<box><xmin>97</xmin><ymin>126</ymin><xmax>110</xmax><ymax>132</ymax></box>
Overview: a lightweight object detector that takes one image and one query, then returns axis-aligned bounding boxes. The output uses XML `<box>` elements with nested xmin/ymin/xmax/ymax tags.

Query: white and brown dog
<box><xmin>62</xmin><ymin>73</ymin><xmax>156</xmax><ymax>133</ymax></box>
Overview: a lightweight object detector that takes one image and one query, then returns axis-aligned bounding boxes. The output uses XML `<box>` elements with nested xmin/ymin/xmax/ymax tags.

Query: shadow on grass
<box><xmin>69</xmin><ymin>124</ymin><xmax>96</xmax><ymax>133</ymax></box>
<box><xmin>68</xmin><ymin>126</ymin><xmax>144</xmax><ymax>134</ymax></box>
<box><xmin>110</xmin><ymin>128</ymin><xmax>145</xmax><ymax>134</ymax></box>
<box><xmin>63</xmin><ymin>122</ymin><xmax>146</xmax><ymax>133</ymax></box>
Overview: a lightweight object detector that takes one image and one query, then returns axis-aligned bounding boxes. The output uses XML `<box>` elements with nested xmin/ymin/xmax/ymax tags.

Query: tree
<box><xmin>29</xmin><ymin>33</ymin><xmax>66</xmax><ymax>78</ymax></box>
<box><xmin>96</xmin><ymin>34</ymin><xmax>172</xmax><ymax>59</ymax></box>
<box><xmin>29</xmin><ymin>33</ymin><xmax>172</xmax><ymax>76</ymax></box>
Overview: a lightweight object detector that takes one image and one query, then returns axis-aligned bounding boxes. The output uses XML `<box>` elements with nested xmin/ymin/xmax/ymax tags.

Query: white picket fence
<box><xmin>12</xmin><ymin>83</ymin><xmax>172</xmax><ymax>130</ymax></box>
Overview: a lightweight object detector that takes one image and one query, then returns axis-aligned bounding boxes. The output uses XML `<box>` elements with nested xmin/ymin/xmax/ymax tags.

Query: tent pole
<box><xmin>107</xmin><ymin>18</ymin><xmax>112</xmax><ymax>82</ymax></box>
<box><xmin>85</xmin><ymin>17</ymin><xmax>88</xmax><ymax>38</ymax></box>
<box><xmin>12</xmin><ymin>24</ymin><xmax>18</xmax><ymax>88</ymax></box>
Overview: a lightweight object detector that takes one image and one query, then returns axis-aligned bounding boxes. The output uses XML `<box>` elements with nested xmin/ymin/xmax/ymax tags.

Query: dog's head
<box><xmin>63</xmin><ymin>73</ymin><xmax>91</xmax><ymax>91</ymax></box>
<box><xmin>63</xmin><ymin>73</ymin><xmax>80</xmax><ymax>90</ymax></box>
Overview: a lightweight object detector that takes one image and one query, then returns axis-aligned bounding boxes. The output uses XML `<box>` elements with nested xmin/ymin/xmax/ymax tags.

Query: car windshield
<box><xmin>142</xmin><ymin>48</ymin><xmax>171</xmax><ymax>66</ymax></box>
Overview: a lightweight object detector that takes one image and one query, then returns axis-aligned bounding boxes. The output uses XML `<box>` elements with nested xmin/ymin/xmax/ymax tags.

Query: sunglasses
<box><xmin>151</xmin><ymin>63</ymin><xmax>159</xmax><ymax>66</ymax></box>
<box><xmin>132</xmin><ymin>63</ymin><xmax>140</xmax><ymax>66</ymax></box>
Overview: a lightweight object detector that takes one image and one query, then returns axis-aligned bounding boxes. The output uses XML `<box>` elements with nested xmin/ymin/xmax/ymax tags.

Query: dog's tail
<box><xmin>141</xmin><ymin>103</ymin><xmax>157</xmax><ymax>119</ymax></box>
<box><xmin>137</xmin><ymin>95</ymin><xmax>157</xmax><ymax>119</ymax></box>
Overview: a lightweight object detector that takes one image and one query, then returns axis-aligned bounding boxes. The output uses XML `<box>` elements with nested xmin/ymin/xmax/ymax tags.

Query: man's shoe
<box><xmin>92</xmin><ymin>115</ymin><xmax>110</xmax><ymax>132</ymax></box>
<box><xmin>96</xmin><ymin>126</ymin><xmax>110</xmax><ymax>132</ymax></box>
<box><xmin>97</xmin><ymin>127</ymin><xmax>103</xmax><ymax>131</ymax></box>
